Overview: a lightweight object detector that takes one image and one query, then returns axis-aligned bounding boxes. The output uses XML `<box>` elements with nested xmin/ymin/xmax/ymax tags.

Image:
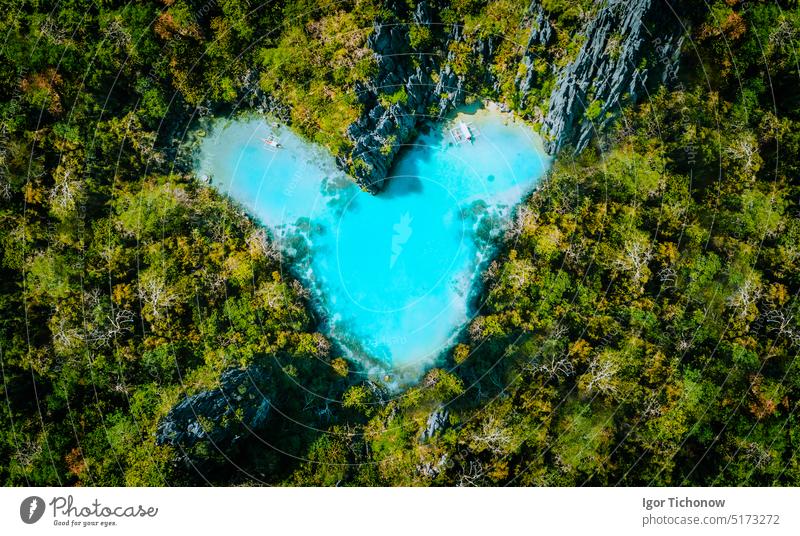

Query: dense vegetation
<box><xmin>2</xmin><ymin>0</ymin><xmax>799</xmax><ymax>486</ymax></box>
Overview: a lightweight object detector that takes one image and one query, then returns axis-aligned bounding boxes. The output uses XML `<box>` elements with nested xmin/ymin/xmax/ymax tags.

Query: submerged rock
<box><xmin>156</xmin><ymin>366</ymin><xmax>271</xmax><ymax>448</ymax></box>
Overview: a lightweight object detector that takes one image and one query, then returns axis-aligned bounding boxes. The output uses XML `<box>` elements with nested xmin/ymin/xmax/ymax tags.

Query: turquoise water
<box><xmin>197</xmin><ymin>104</ymin><xmax>550</xmax><ymax>383</ymax></box>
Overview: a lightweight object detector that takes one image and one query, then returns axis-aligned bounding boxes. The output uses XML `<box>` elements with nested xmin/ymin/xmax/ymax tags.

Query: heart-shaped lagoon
<box><xmin>196</xmin><ymin>104</ymin><xmax>550</xmax><ymax>383</ymax></box>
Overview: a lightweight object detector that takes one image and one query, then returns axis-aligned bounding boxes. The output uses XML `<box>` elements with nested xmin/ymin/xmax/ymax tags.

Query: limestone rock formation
<box><xmin>343</xmin><ymin>3</ymin><xmax>449</xmax><ymax>192</ymax></box>
<box><xmin>541</xmin><ymin>0</ymin><xmax>684</xmax><ymax>153</ymax></box>
<box><xmin>516</xmin><ymin>3</ymin><xmax>555</xmax><ymax>96</ymax></box>
<box><xmin>156</xmin><ymin>366</ymin><xmax>272</xmax><ymax>449</ymax></box>
<box><xmin>420</xmin><ymin>406</ymin><xmax>449</xmax><ymax>442</ymax></box>
<box><xmin>343</xmin><ymin>0</ymin><xmax>685</xmax><ymax>191</ymax></box>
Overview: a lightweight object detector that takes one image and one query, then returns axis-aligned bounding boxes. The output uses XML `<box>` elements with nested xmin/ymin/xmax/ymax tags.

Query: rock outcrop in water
<box><xmin>343</xmin><ymin>1</ymin><xmax>464</xmax><ymax>192</ymax></box>
<box><xmin>343</xmin><ymin>0</ymin><xmax>685</xmax><ymax>191</ymax></box>
<box><xmin>156</xmin><ymin>366</ymin><xmax>271</xmax><ymax>449</ymax></box>
<box><xmin>344</xmin><ymin>23</ymin><xmax>421</xmax><ymax>192</ymax></box>
<box><xmin>541</xmin><ymin>0</ymin><xmax>684</xmax><ymax>153</ymax></box>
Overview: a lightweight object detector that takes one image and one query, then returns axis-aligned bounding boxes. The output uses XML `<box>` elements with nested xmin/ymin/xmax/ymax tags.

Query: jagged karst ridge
<box><xmin>157</xmin><ymin>366</ymin><xmax>272</xmax><ymax>450</ymax></box>
<box><xmin>542</xmin><ymin>0</ymin><xmax>684</xmax><ymax>153</ymax></box>
<box><xmin>343</xmin><ymin>1</ymin><xmax>466</xmax><ymax>192</ymax></box>
<box><xmin>516</xmin><ymin>3</ymin><xmax>555</xmax><ymax>96</ymax></box>
<box><xmin>344</xmin><ymin>0</ymin><xmax>684</xmax><ymax>192</ymax></box>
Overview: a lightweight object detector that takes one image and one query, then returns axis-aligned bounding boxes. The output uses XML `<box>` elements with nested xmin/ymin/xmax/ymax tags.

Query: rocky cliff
<box><xmin>343</xmin><ymin>0</ymin><xmax>461</xmax><ymax>192</ymax></box>
<box><xmin>516</xmin><ymin>3</ymin><xmax>555</xmax><ymax>97</ymax></box>
<box><xmin>541</xmin><ymin>0</ymin><xmax>684</xmax><ymax>153</ymax></box>
<box><xmin>343</xmin><ymin>0</ymin><xmax>685</xmax><ymax>191</ymax></box>
<box><xmin>156</xmin><ymin>366</ymin><xmax>272</xmax><ymax>449</ymax></box>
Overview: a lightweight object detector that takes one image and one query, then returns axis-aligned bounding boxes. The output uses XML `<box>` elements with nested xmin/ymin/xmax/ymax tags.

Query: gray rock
<box><xmin>344</xmin><ymin>18</ymin><xmax>475</xmax><ymax>192</ymax></box>
<box><xmin>156</xmin><ymin>366</ymin><xmax>271</xmax><ymax>448</ymax></box>
<box><xmin>417</xmin><ymin>453</ymin><xmax>449</xmax><ymax>478</ymax></box>
<box><xmin>541</xmin><ymin>0</ymin><xmax>684</xmax><ymax>154</ymax></box>
<box><xmin>420</xmin><ymin>406</ymin><xmax>449</xmax><ymax>442</ymax></box>
<box><xmin>517</xmin><ymin>2</ymin><xmax>555</xmax><ymax>95</ymax></box>
<box><xmin>434</xmin><ymin>64</ymin><xmax>465</xmax><ymax>117</ymax></box>
<box><xmin>343</xmin><ymin>0</ymin><xmax>685</xmax><ymax>191</ymax></box>
<box><xmin>413</xmin><ymin>0</ymin><xmax>432</xmax><ymax>26</ymax></box>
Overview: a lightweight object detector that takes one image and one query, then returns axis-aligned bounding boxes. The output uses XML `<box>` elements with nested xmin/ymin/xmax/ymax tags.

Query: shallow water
<box><xmin>197</xmin><ymin>104</ymin><xmax>550</xmax><ymax>383</ymax></box>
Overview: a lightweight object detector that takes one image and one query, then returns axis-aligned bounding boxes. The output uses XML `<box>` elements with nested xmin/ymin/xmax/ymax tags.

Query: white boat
<box><xmin>458</xmin><ymin>122</ymin><xmax>473</xmax><ymax>141</ymax></box>
<box><xmin>449</xmin><ymin>121</ymin><xmax>478</xmax><ymax>144</ymax></box>
<box><xmin>262</xmin><ymin>137</ymin><xmax>282</xmax><ymax>149</ymax></box>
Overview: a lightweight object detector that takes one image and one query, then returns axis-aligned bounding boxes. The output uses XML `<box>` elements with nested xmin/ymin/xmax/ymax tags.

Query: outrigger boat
<box><xmin>458</xmin><ymin>122</ymin><xmax>473</xmax><ymax>141</ymax></box>
<box><xmin>262</xmin><ymin>136</ymin><xmax>282</xmax><ymax>149</ymax></box>
<box><xmin>449</xmin><ymin>121</ymin><xmax>478</xmax><ymax>144</ymax></box>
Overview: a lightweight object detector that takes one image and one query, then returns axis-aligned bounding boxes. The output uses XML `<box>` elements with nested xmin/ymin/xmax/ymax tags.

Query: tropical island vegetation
<box><xmin>1</xmin><ymin>0</ymin><xmax>799</xmax><ymax>486</ymax></box>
